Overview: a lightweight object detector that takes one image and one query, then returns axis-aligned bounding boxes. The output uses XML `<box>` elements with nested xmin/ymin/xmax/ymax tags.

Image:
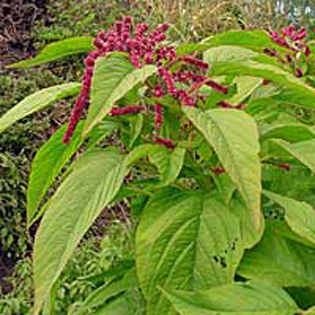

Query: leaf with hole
<box><xmin>263</xmin><ymin>190</ymin><xmax>315</xmax><ymax>246</ymax></box>
<box><xmin>136</xmin><ymin>188</ymin><xmax>243</xmax><ymax>315</ymax></box>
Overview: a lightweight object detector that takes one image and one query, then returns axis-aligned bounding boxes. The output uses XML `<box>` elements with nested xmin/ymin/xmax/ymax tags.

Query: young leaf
<box><xmin>0</xmin><ymin>82</ymin><xmax>80</xmax><ymax>133</ymax></box>
<box><xmin>183</xmin><ymin>107</ymin><xmax>262</xmax><ymax>231</ymax></box>
<box><xmin>33</xmin><ymin>149</ymin><xmax>128</xmax><ymax>314</ymax></box>
<box><xmin>238</xmin><ymin>226</ymin><xmax>315</xmax><ymax>287</ymax></box>
<box><xmin>227</xmin><ymin>76</ymin><xmax>263</xmax><ymax>105</ymax></box>
<box><xmin>76</xmin><ymin>269</ymin><xmax>138</xmax><ymax>314</ymax></box>
<box><xmin>162</xmin><ymin>281</ymin><xmax>298</xmax><ymax>314</ymax></box>
<box><xmin>7</xmin><ymin>37</ymin><xmax>93</xmax><ymax>68</ymax></box>
<box><xmin>149</xmin><ymin>146</ymin><xmax>186</xmax><ymax>186</ymax></box>
<box><xmin>125</xmin><ymin>144</ymin><xmax>156</xmax><ymax>166</ymax></box>
<box><xmin>271</xmin><ymin>139</ymin><xmax>315</xmax><ymax>173</ymax></box>
<box><xmin>83</xmin><ymin>55</ymin><xmax>157</xmax><ymax>135</ymax></box>
<box><xmin>127</xmin><ymin>114</ymin><xmax>144</xmax><ymax>150</ymax></box>
<box><xmin>136</xmin><ymin>188</ymin><xmax>243</xmax><ymax>315</ymax></box>
<box><xmin>263</xmin><ymin>190</ymin><xmax>315</xmax><ymax>246</ymax></box>
<box><xmin>27</xmin><ymin>123</ymin><xmax>84</xmax><ymax>226</ymax></box>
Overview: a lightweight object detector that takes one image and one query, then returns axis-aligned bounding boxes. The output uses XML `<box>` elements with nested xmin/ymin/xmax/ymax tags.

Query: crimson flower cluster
<box><xmin>266</xmin><ymin>25</ymin><xmax>311</xmax><ymax>78</ymax></box>
<box><xmin>63</xmin><ymin>17</ymin><xmax>228</xmax><ymax>147</ymax></box>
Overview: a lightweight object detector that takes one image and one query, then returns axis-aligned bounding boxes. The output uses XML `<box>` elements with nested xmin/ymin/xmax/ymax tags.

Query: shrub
<box><xmin>1</xmin><ymin>16</ymin><xmax>315</xmax><ymax>314</ymax></box>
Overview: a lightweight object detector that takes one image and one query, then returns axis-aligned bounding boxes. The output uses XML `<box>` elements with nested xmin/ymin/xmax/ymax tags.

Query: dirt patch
<box><xmin>0</xmin><ymin>0</ymin><xmax>49</xmax><ymax>68</ymax></box>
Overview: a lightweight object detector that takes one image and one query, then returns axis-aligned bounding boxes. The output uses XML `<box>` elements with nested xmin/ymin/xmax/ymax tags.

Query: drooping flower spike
<box><xmin>63</xmin><ymin>17</ymin><xmax>226</xmax><ymax>149</ymax></box>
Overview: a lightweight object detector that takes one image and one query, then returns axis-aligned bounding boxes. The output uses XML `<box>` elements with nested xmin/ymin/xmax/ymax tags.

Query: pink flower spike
<box><xmin>124</xmin><ymin>16</ymin><xmax>132</xmax><ymax>24</ymax></box>
<box><xmin>93</xmin><ymin>38</ymin><xmax>104</xmax><ymax>50</ymax></box>
<box><xmin>110</xmin><ymin>106</ymin><xmax>142</xmax><ymax>116</ymax></box>
<box><xmin>154</xmin><ymin>137</ymin><xmax>176</xmax><ymax>149</ymax></box>
<box><xmin>154</xmin><ymin>103</ymin><xmax>163</xmax><ymax>128</ymax></box>
<box><xmin>154</xmin><ymin>85</ymin><xmax>164</xmax><ymax>97</ymax></box>
<box><xmin>305</xmin><ymin>45</ymin><xmax>311</xmax><ymax>57</ymax></box>
<box><xmin>206</xmin><ymin>80</ymin><xmax>228</xmax><ymax>94</ymax></box>
<box><xmin>295</xmin><ymin>68</ymin><xmax>303</xmax><ymax>77</ymax></box>
<box><xmin>276</xmin><ymin>163</ymin><xmax>291</xmax><ymax>171</ymax></box>
<box><xmin>211</xmin><ymin>167</ymin><xmax>225</xmax><ymax>175</ymax></box>
<box><xmin>156</xmin><ymin>24</ymin><xmax>170</xmax><ymax>32</ymax></box>
<box><xmin>84</xmin><ymin>56</ymin><xmax>95</xmax><ymax>67</ymax></box>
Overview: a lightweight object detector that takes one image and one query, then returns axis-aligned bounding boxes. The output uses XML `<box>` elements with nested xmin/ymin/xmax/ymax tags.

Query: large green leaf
<box><xmin>27</xmin><ymin>123</ymin><xmax>84</xmax><ymax>227</ymax></box>
<box><xmin>263</xmin><ymin>190</ymin><xmax>315</xmax><ymax>246</ymax></box>
<box><xmin>260</xmin><ymin>124</ymin><xmax>315</xmax><ymax>143</ymax></box>
<box><xmin>162</xmin><ymin>281</ymin><xmax>299</xmax><ymax>315</ymax></box>
<box><xmin>183</xmin><ymin>107</ymin><xmax>262</xmax><ymax>231</ymax></box>
<box><xmin>201</xmin><ymin>30</ymin><xmax>283</xmax><ymax>52</ymax></box>
<box><xmin>7</xmin><ymin>37</ymin><xmax>93</xmax><ymax>68</ymax></box>
<box><xmin>204</xmin><ymin>46</ymin><xmax>258</xmax><ymax>63</ymax></box>
<box><xmin>33</xmin><ymin>149</ymin><xmax>128</xmax><ymax>314</ymax></box>
<box><xmin>238</xmin><ymin>226</ymin><xmax>315</xmax><ymax>287</ymax></box>
<box><xmin>136</xmin><ymin>188</ymin><xmax>243</xmax><ymax>315</ymax></box>
<box><xmin>149</xmin><ymin>146</ymin><xmax>186</xmax><ymax>186</ymax></box>
<box><xmin>271</xmin><ymin>139</ymin><xmax>315</xmax><ymax>173</ymax></box>
<box><xmin>0</xmin><ymin>82</ymin><xmax>80</xmax><ymax>133</ymax></box>
<box><xmin>83</xmin><ymin>55</ymin><xmax>157</xmax><ymax>135</ymax></box>
<box><xmin>204</xmin><ymin>57</ymin><xmax>315</xmax><ymax>109</ymax></box>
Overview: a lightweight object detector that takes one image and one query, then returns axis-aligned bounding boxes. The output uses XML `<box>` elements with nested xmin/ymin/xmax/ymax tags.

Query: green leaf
<box><xmin>127</xmin><ymin>114</ymin><xmax>144</xmax><ymax>150</ymax></box>
<box><xmin>125</xmin><ymin>144</ymin><xmax>155</xmax><ymax>166</ymax></box>
<box><xmin>205</xmin><ymin>58</ymin><xmax>315</xmax><ymax>109</ymax></box>
<box><xmin>204</xmin><ymin>46</ymin><xmax>258</xmax><ymax>63</ymax></box>
<box><xmin>136</xmin><ymin>188</ymin><xmax>243</xmax><ymax>315</ymax></box>
<box><xmin>260</xmin><ymin>124</ymin><xmax>315</xmax><ymax>143</ymax></box>
<box><xmin>176</xmin><ymin>43</ymin><xmax>211</xmax><ymax>56</ymax></box>
<box><xmin>83</xmin><ymin>55</ymin><xmax>157</xmax><ymax>135</ymax></box>
<box><xmin>263</xmin><ymin>190</ymin><xmax>315</xmax><ymax>246</ymax></box>
<box><xmin>183</xmin><ymin>107</ymin><xmax>262</xmax><ymax>231</ymax></box>
<box><xmin>149</xmin><ymin>146</ymin><xmax>186</xmax><ymax>186</ymax></box>
<box><xmin>33</xmin><ymin>149</ymin><xmax>128</xmax><ymax>314</ymax></box>
<box><xmin>94</xmin><ymin>292</ymin><xmax>144</xmax><ymax>315</ymax></box>
<box><xmin>27</xmin><ymin>123</ymin><xmax>84</xmax><ymax>227</ymax></box>
<box><xmin>0</xmin><ymin>82</ymin><xmax>80</xmax><ymax>133</ymax></box>
<box><xmin>271</xmin><ymin>139</ymin><xmax>315</xmax><ymax>173</ymax></box>
<box><xmin>162</xmin><ymin>281</ymin><xmax>299</xmax><ymax>315</ymax></box>
<box><xmin>238</xmin><ymin>226</ymin><xmax>315</xmax><ymax>287</ymax></box>
<box><xmin>7</xmin><ymin>37</ymin><xmax>93</xmax><ymax>68</ymax></box>
<box><xmin>76</xmin><ymin>269</ymin><xmax>138</xmax><ymax>314</ymax></box>
<box><xmin>201</xmin><ymin>30</ymin><xmax>281</xmax><ymax>52</ymax></box>
<box><xmin>230</xmin><ymin>194</ymin><xmax>263</xmax><ymax>249</ymax></box>
<box><xmin>227</xmin><ymin>76</ymin><xmax>263</xmax><ymax>104</ymax></box>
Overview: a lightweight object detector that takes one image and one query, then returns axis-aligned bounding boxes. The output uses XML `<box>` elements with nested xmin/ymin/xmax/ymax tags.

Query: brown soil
<box><xmin>0</xmin><ymin>0</ymin><xmax>49</xmax><ymax>69</ymax></box>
